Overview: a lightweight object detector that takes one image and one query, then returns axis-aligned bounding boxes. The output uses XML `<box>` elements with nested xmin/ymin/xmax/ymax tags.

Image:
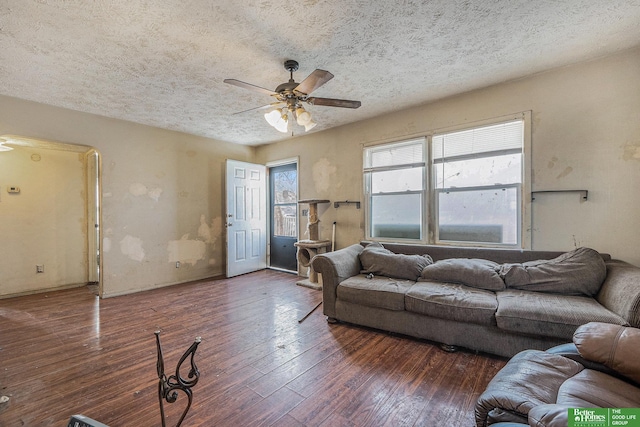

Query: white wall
<box><xmin>256</xmin><ymin>46</ymin><xmax>640</xmax><ymax>266</ymax></box>
<box><xmin>0</xmin><ymin>145</ymin><xmax>86</xmax><ymax>296</ymax></box>
<box><xmin>0</xmin><ymin>95</ymin><xmax>253</xmax><ymax>297</ymax></box>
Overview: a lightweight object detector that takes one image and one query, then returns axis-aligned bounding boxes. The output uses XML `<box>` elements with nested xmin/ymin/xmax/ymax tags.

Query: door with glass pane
<box><xmin>269</xmin><ymin>163</ymin><xmax>298</xmax><ymax>271</ymax></box>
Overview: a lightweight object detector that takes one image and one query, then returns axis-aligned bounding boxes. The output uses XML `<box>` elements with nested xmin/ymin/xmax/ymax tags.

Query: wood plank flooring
<box><xmin>0</xmin><ymin>270</ymin><xmax>506</xmax><ymax>426</ymax></box>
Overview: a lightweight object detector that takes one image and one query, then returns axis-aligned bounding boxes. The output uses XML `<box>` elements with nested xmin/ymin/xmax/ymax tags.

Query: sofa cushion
<box><xmin>474</xmin><ymin>350</ymin><xmax>584</xmax><ymax>427</ymax></box>
<box><xmin>359</xmin><ymin>242</ymin><xmax>433</xmax><ymax>281</ymax></box>
<box><xmin>405</xmin><ymin>281</ymin><xmax>498</xmax><ymax>325</ymax></box>
<box><xmin>418</xmin><ymin>258</ymin><xmax>505</xmax><ymax>291</ymax></box>
<box><xmin>557</xmin><ymin>369</ymin><xmax>640</xmax><ymax>408</ymax></box>
<box><xmin>495</xmin><ymin>290</ymin><xmax>628</xmax><ymax>340</ymax></box>
<box><xmin>337</xmin><ymin>274</ymin><xmax>414</xmax><ymax>311</ymax></box>
<box><xmin>527</xmin><ymin>404</ymin><xmax>569</xmax><ymax>427</ymax></box>
<box><xmin>573</xmin><ymin>322</ymin><xmax>640</xmax><ymax>385</ymax></box>
<box><xmin>499</xmin><ymin>247</ymin><xmax>606</xmax><ymax>296</ymax></box>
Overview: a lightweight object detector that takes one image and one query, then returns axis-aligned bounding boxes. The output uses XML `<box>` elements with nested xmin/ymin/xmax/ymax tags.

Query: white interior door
<box><xmin>226</xmin><ymin>159</ymin><xmax>267</xmax><ymax>277</ymax></box>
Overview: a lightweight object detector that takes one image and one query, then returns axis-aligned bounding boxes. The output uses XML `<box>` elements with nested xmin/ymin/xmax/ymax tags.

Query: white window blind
<box><xmin>365</xmin><ymin>138</ymin><xmax>424</xmax><ymax>170</ymax></box>
<box><xmin>433</xmin><ymin>120</ymin><xmax>523</xmax><ymax>161</ymax></box>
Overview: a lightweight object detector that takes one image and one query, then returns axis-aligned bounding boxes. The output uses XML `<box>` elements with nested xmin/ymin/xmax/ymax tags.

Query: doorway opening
<box><xmin>86</xmin><ymin>149</ymin><xmax>101</xmax><ymax>292</ymax></box>
<box><xmin>0</xmin><ymin>135</ymin><xmax>102</xmax><ymax>297</ymax></box>
<box><xmin>268</xmin><ymin>161</ymin><xmax>298</xmax><ymax>273</ymax></box>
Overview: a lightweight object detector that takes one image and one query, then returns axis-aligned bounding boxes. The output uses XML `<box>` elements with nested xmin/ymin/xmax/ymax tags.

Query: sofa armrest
<box><xmin>546</xmin><ymin>343</ymin><xmax>620</xmax><ymax>377</ymax></box>
<box><xmin>597</xmin><ymin>260</ymin><xmax>640</xmax><ymax>327</ymax></box>
<box><xmin>311</xmin><ymin>244</ymin><xmax>363</xmax><ymax>319</ymax></box>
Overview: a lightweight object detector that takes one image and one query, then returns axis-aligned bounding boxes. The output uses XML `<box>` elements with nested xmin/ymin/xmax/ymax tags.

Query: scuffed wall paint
<box><xmin>197</xmin><ymin>214</ymin><xmax>223</xmax><ymax>245</ymax></box>
<box><xmin>623</xmin><ymin>144</ymin><xmax>640</xmax><ymax>161</ymax></box>
<box><xmin>148</xmin><ymin>188</ymin><xmax>163</xmax><ymax>201</ymax></box>
<box><xmin>129</xmin><ymin>182</ymin><xmax>163</xmax><ymax>201</ymax></box>
<box><xmin>120</xmin><ymin>235</ymin><xmax>145</xmax><ymax>262</ymax></box>
<box><xmin>103</xmin><ymin>228</ymin><xmax>113</xmax><ymax>253</ymax></box>
<box><xmin>198</xmin><ymin>214</ymin><xmax>212</xmax><ymax>242</ymax></box>
<box><xmin>556</xmin><ymin>166</ymin><xmax>573</xmax><ymax>179</ymax></box>
<box><xmin>545</xmin><ymin>157</ymin><xmax>574</xmax><ymax>180</ymax></box>
<box><xmin>166</xmin><ymin>214</ymin><xmax>224</xmax><ymax>267</ymax></box>
<box><xmin>312</xmin><ymin>158</ymin><xmax>338</xmax><ymax>194</ymax></box>
<box><xmin>167</xmin><ymin>234</ymin><xmax>206</xmax><ymax>266</ymax></box>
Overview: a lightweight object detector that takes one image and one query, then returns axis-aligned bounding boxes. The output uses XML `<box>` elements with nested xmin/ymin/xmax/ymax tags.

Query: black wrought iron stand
<box><xmin>155</xmin><ymin>331</ymin><xmax>202</xmax><ymax>427</ymax></box>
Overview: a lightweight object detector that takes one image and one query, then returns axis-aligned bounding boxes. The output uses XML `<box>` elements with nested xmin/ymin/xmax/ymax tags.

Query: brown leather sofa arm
<box><xmin>546</xmin><ymin>343</ymin><xmax>620</xmax><ymax>378</ymax></box>
<box><xmin>573</xmin><ymin>322</ymin><xmax>640</xmax><ymax>385</ymax></box>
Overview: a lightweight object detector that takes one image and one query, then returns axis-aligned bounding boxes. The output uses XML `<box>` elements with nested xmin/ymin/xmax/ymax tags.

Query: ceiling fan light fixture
<box><xmin>264</xmin><ymin>109</ymin><xmax>289</xmax><ymax>133</ymax></box>
<box><xmin>227</xmin><ymin>60</ymin><xmax>360</xmax><ymax>135</ymax></box>
<box><xmin>264</xmin><ymin>109</ymin><xmax>280</xmax><ymax>127</ymax></box>
<box><xmin>295</xmin><ymin>107</ymin><xmax>312</xmax><ymax>126</ymax></box>
<box><xmin>304</xmin><ymin>120</ymin><xmax>317</xmax><ymax>132</ymax></box>
<box><xmin>277</xmin><ymin>112</ymin><xmax>289</xmax><ymax>133</ymax></box>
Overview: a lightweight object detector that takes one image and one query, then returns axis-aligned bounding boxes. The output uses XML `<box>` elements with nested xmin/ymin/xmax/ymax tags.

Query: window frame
<box><xmin>363</xmin><ymin>137</ymin><xmax>427</xmax><ymax>242</ymax></box>
<box><xmin>364</xmin><ymin>112</ymin><xmax>531</xmax><ymax>249</ymax></box>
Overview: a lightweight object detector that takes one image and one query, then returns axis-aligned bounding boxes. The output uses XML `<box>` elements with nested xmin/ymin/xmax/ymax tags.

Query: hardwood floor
<box><xmin>0</xmin><ymin>270</ymin><xmax>506</xmax><ymax>426</ymax></box>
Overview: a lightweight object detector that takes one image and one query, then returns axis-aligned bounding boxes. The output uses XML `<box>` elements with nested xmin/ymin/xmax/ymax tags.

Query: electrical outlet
<box><xmin>175</xmin><ymin>261</ymin><xmax>181</xmax><ymax>268</ymax></box>
<box><xmin>36</xmin><ymin>265</ymin><xmax>44</xmax><ymax>273</ymax></box>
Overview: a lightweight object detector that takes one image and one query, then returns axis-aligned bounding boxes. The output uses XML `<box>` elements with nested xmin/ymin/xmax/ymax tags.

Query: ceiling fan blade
<box><xmin>294</xmin><ymin>69</ymin><xmax>334</xmax><ymax>95</ymax></box>
<box><xmin>232</xmin><ymin>102</ymin><xmax>284</xmax><ymax>115</ymax></box>
<box><xmin>224</xmin><ymin>79</ymin><xmax>276</xmax><ymax>96</ymax></box>
<box><xmin>307</xmin><ymin>97</ymin><xmax>361</xmax><ymax>109</ymax></box>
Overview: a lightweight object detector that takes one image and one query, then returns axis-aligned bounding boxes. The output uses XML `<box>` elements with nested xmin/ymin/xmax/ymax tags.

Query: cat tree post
<box><xmin>295</xmin><ymin>199</ymin><xmax>331</xmax><ymax>290</ymax></box>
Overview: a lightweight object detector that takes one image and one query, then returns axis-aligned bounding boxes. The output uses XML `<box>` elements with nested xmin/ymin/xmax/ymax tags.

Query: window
<box><xmin>433</xmin><ymin>120</ymin><xmax>523</xmax><ymax>245</ymax></box>
<box><xmin>364</xmin><ymin>138</ymin><xmax>425</xmax><ymax>239</ymax></box>
<box><xmin>364</xmin><ymin>114</ymin><xmax>529</xmax><ymax>247</ymax></box>
<box><xmin>271</xmin><ymin>167</ymin><xmax>297</xmax><ymax>237</ymax></box>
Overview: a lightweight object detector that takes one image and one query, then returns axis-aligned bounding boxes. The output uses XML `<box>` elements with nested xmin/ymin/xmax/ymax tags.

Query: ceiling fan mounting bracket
<box><xmin>284</xmin><ymin>60</ymin><xmax>299</xmax><ymax>73</ymax></box>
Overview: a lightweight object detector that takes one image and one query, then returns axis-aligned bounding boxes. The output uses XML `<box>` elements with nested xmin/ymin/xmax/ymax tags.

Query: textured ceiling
<box><xmin>1</xmin><ymin>1</ymin><xmax>640</xmax><ymax>146</ymax></box>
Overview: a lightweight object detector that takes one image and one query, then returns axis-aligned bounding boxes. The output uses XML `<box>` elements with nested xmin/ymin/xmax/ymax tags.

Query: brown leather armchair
<box><xmin>475</xmin><ymin>322</ymin><xmax>640</xmax><ymax>427</ymax></box>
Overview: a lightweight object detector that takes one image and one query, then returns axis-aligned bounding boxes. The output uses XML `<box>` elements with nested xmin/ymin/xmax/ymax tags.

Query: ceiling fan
<box><xmin>224</xmin><ymin>59</ymin><xmax>361</xmax><ymax>133</ymax></box>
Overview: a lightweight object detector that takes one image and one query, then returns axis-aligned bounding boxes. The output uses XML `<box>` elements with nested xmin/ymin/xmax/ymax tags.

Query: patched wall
<box><xmin>256</xmin><ymin>47</ymin><xmax>640</xmax><ymax>267</ymax></box>
<box><xmin>0</xmin><ymin>95</ymin><xmax>253</xmax><ymax>298</ymax></box>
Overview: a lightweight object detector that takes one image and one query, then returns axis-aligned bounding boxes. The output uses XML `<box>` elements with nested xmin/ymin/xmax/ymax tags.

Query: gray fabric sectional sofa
<box><xmin>311</xmin><ymin>242</ymin><xmax>640</xmax><ymax>357</ymax></box>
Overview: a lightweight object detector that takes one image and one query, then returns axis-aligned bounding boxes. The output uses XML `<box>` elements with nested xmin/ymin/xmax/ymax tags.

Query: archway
<box><xmin>0</xmin><ymin>135</ymin><xmax>102</xmax><ymax>297</ymax></box>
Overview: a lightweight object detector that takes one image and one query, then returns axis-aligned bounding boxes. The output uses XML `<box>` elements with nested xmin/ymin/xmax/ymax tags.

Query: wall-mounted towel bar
<box><xmin>531</xmin><ymin>190</ymin><xmax>588</xmax><ymax>201</ymax></box>
<box><xmin>334</xmin><ymin>200</ymin><xmax>361</xmax><ymax>209</ymax></box>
